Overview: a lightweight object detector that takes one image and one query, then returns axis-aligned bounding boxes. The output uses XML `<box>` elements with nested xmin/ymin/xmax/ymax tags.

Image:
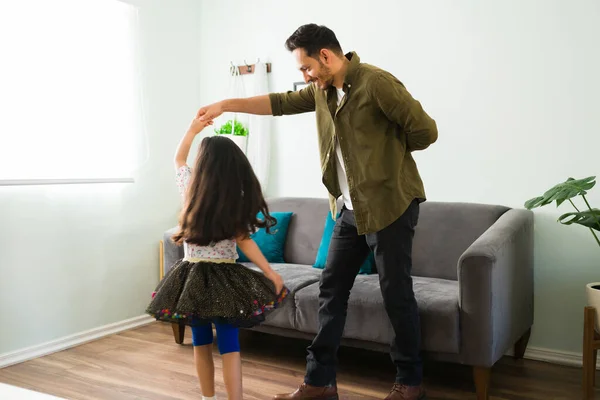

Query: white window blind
<box><xmin>0</xmin><ymin>0</ymin><xmax>142</xmax><ymax>185</ymax></box>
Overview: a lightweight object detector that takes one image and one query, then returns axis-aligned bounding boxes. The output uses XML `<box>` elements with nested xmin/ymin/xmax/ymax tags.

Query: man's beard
<box><xmin>312</xmin><ymin>62</ymin><xmax>334</xmax><ymax>89</ymax></box>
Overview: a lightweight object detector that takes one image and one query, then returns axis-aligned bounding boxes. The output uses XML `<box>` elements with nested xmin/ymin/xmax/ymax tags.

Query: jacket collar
<box><xmin>343</xmin><ymin>51</ymin><xmax>360</xmax><ymax>87</ymax></box>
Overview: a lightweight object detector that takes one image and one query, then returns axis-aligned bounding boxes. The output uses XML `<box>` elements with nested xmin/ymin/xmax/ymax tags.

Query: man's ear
<box><xmin>319</xmin><ymin>48</ymin><xmax>331</xmax><ymax>65</ymax></box>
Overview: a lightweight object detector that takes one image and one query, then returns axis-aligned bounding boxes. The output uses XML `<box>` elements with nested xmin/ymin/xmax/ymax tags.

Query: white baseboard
<box><xmin>0</xmin><ymin>315</ymin><xmax>154</xmax><ymax>369</ymax></box>
<box><xmin>512</xmin><ymin>346</ymin><xmax>591</xmax><ymax>369</ymax></box>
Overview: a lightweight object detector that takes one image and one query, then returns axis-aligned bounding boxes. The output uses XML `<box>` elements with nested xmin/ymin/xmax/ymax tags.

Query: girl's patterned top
<box><xmin>176</xmin><ymin>165</ymin><xmax>239</xmax><ymax>261</ymax></box>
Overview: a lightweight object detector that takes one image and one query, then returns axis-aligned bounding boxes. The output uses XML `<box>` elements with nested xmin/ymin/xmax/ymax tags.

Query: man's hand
<box><xmin>196</xmin><ymin>101</ymin><xmax>224</xmax><ymax>121</ymax></box>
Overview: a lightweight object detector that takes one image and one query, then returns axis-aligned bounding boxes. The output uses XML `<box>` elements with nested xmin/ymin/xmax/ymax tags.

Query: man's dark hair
<box><xmin>285</xmin><ymin>24</ymin><xmax>343</xmax><ymax>58</ymax></box>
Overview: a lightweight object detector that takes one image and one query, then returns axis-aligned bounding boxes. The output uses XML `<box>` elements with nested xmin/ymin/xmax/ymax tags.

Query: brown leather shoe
<box><xmin>384</xmin><ymin>384</ymin><xmax>426</xmax><ymax>400</ymax></box>
<box><xmin>272</xmin><ymin>383</ymin><xmax>339</xmax><ymax>400</ymax></box>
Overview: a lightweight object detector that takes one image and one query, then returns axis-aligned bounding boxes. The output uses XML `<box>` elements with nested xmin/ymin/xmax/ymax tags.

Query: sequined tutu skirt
<box><xmin>146</xmin><ymin>259</ymin><xmax>289</xmax><ymax>328</ymax></box>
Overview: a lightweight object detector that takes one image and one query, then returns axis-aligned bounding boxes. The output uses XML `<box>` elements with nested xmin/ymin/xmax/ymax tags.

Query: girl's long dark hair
<box><xmin>172</xmin><ymin>135</ymin><xmax>276</xmax><ymax>246</ymax></box>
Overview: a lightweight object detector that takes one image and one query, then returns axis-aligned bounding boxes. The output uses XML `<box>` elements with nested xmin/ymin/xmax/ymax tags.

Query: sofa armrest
<box><xmin>457</xmin><ymin>208</ymin><xmax>534</xmax><ymax>367</ymax></box>
<box><xmin>163</xmin><ymin>227</ymin><xmax>184</xmax><ymax>276</ymax></box>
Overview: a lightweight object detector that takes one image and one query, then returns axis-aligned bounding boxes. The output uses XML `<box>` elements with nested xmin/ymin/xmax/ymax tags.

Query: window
<box><xmin>0</xmin><ymin>0</ymin><xmax>141</xmax><ymax>185</ymax></box>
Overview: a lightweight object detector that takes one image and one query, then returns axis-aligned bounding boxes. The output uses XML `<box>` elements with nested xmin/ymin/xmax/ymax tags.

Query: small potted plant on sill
<box><xmin>524</xmin><ymin>176</ymin><xmax>600</xmax><ymax>328</ymax></box>
<box><xmin>214</xmin><ymin>119</ymin><xmax>249</xmax><ymax>153</ymax></box>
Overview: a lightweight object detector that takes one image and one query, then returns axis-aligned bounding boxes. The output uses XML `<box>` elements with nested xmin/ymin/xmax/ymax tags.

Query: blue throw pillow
<box><xmin>237</xmin><ymin>211</ymin><xmax>293</xmax><ymax>263</ymax></box>
<box><xmin>313</xmin><ymin>211</ymin><xmax>375</xmax><ymax>275</ymax></box>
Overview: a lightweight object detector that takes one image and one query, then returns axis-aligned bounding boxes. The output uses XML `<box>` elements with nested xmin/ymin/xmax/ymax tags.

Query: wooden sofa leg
<box><xmin>594</xmin><ymin>348</ymin><xmax>598</xmax><ymax>387</ymax></box>
<box><xmin>514</xmin><ymin>327</ymin><xmax>531</xmax><ymax>359</ymax></box>
<box><xmin>583</xmin><ymin>306</ymin><xmax>600</xmax><ymax>398</ymax></box>
<box><xmin>473</xmin><ymin>366</ymin><xmax>490</xmax><ymax>400</ymax></box>
<box><xmin>172</xmin><ymin>320</ymin><xmax>186</xmax><ymax>345</ymax></box>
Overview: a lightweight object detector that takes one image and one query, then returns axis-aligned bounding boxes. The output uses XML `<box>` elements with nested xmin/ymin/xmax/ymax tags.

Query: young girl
<box><xmin>146</xmin><ymin>117</ymin><xmax>288</xmax><ymax>400</ymax></box>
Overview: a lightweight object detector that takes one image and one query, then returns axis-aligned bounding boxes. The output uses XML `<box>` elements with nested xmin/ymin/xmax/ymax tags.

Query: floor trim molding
<box><xmin>0</xmin><ymin>315</ymin><xmax>154</xmax><ymax>369</ymax></box>
<box><xmin>511</xmin><ymin>346</ymin><xmax>589</xmax><ymax>369</ymax></box>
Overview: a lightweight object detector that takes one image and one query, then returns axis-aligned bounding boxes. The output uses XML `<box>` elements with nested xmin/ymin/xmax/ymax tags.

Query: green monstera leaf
<box><xmin>524</xmin><ymin>176</ymin><xmax>596</xmax><ymax>209</ymax></box>
<box><xmin>558</xmin><ymin>209</ymin><xmax>600</xmax><ymax>231</ymax></box>
<box><xmin>524</xmin><ymin>175</ymin><xmax>600</xmax><ymax>249</ymax></box>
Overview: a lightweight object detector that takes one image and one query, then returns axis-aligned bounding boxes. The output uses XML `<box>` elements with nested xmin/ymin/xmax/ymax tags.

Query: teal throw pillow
<box><xmin>237</xmin><ymin>211</ymin><xmax>293</xmax><ymax>263</ymax></box>
<box><xmin>313</xmin><ymin>211</ymin><xmax>375</xmax><ymax>275</ymax></box>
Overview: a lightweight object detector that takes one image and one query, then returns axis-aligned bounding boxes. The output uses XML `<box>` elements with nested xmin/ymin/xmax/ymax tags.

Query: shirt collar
<box><xmin>343</xmin><ymin>51</ymin><xmax>360</xmax><ymax>87</ymax></box>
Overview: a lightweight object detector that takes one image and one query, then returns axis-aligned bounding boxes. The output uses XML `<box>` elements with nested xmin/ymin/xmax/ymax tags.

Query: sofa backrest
<box><xmin>267</xmin><ymin>197</ymin><xmax>330</xmax><ymax>265</ymax></box>
<box><xmin>412</xmin><ymin>201</ymin><xmax>509</xmax><ymax>280</ymax></box>
<box><xmin>266</xmin><ymin>197</ymin><xmax>510</xmax><ymax>280</ymax></box>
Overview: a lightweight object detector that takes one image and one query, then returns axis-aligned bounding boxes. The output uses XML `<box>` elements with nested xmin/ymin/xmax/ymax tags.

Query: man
<box><xmin>197</xmin><ymin>24</ymin><xmax>437</xmax><ymax>400</ymax></box>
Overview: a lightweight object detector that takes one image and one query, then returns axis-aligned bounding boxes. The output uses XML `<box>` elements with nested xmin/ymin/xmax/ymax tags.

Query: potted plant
<box><xmin>214</xmin><ymin>119</ymin><xmax>249</xmax><ymax>153</ymax></box>
<box><xmin>524</xmin><ymin>176</ymin><xmax>600</xmax><ymax>328</ymax></box>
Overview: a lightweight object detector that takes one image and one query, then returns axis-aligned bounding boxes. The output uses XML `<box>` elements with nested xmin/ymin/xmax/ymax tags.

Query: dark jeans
<box><xmin>305</xmin><ymin>200</ymin><xmax>422</xmax><ymax>387</ymax></box>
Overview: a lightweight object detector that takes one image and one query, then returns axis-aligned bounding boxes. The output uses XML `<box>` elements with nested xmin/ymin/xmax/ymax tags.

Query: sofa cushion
<box><xmin>313</xmin><ymin>210</ymin><xmax>375</xmax><ymax>275</ymax></box>
<box><xmin>266</xmin><ymin>198</ymin><xmax>331</xmax><ymax>265</ymax></box>
<box><xmin>242</xmin><ymin>263</ymin><xmax>322</xmax><ymax>330</ymax></box>
<box><xmin>412</xmin><ymin>201</ymin><xmax>509</xmax><ymax>280</ymax></box>
<box><xmin>294</xmin><ymin>275</ymin><xmax>460</xmax><ymax>354</ymax></box>
<box><xmin>237</xmin><ymin>211</ymin><xmax>294</xmax><ymax>263</ymax></box>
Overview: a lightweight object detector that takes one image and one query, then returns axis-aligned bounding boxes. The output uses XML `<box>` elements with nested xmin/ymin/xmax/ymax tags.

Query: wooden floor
<box><xmin>0</xmin><ymin>322</ymin><xmax>595</xmax><ymax>399</ymax></box>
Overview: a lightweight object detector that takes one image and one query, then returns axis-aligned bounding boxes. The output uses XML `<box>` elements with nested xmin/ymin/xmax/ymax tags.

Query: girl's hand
<box><xmin>235</xmin><ymin>236</ymin><xmax>284</xmax><ymax>293</ymax></box>
<box><xmin>266</xmin><ymin>271</ymin><xmax>284</xmax><ymax>295</ymax></box>
<box><xmin>187</xmin><ymin>117</ymin><xmax>213</xmax><ymax>135</ymax></box>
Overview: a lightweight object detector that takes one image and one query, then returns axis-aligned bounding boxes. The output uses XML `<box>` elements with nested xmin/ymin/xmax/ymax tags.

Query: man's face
<box><xmin>293</xmin><ymin>48</ymin><xmax>334</xmax><ymax>90</ymax></box>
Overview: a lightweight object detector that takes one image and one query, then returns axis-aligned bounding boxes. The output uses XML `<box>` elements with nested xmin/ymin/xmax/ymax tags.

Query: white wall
<box><xmin>0</xmin><ymin>0</ymin><xmax>201</xmax><ymax>354</ymax></box>
<box><xmin>197</xmin><ymin>0</ymin><xmax>600</xmax><ymax>354</ymax></box>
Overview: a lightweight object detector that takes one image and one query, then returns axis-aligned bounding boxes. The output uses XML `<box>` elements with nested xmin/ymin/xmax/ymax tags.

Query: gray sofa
<box><xmin>162</xmin><ymin>197</ymin><xmax>534</xmax><ymax>400</ymax></box>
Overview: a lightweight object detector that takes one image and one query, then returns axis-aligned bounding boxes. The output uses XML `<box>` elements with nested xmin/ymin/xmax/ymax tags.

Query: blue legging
<box><xmin>191</xmin><ymin>323</ymin><xmax>240</xmax><ymax>355</ymax></box>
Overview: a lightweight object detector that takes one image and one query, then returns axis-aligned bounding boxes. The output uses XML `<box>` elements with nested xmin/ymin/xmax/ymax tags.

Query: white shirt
<box><xmin>334</xmin><ymin>87</ymin><xmax>353</xmax><ymax>210</ymax></box>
